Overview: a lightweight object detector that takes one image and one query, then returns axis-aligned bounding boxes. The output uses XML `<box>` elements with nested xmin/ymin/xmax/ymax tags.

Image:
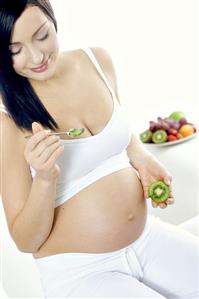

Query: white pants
<box><xmin>35</xmin><ymin>215</ymin><xmax>199</xmax><ymax>298</ymax></box>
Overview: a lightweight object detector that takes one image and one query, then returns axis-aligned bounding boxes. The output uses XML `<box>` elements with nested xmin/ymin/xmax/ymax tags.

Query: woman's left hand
<box><xmin>136</xmin><ymin>154</ymin><xmax>175</xmax><ymax>209</ymax></box>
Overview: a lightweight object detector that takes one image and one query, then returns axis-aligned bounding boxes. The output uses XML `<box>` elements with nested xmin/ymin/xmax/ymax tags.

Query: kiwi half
<box><xmin>148</xmin><ymin>181</ymin><xmax>170</xmax><ymax>203</ymax></box>
<box><xmin>140</xmin><ymin>130</ymin><xmax>153</xmax><ymax>143</ymax></box>
<box><xmin>152</xmin><ymin>130</ymin><xmax>167</xmax><ymax>144</ymax></box>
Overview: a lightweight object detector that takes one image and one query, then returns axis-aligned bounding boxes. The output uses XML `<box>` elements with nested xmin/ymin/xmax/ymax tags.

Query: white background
<box><xmin>1</xmin><ymin>0</ymin><xmax>198</xmax><ymax>298</ymax></box>
<box><xmin>51</xmin><ymin>0</ymin><xmax>198</xmax><ymax>130</ymax></box>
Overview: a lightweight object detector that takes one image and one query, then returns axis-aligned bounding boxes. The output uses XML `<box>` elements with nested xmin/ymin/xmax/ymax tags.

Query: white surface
<box><xmin>0</xmin><ymin>205</ymin><xmax>43</xmax><ymax>298</ymax></box>
<box><xmin>145</xmin><ymin>133</ymin><xmax>198</xmax><ymax>224</ymax></box>
<box><xmin>179</xmin><ymin>215</ymin><xmax>199</xmax><ymax>236</ymax></box>
<box><xmin>0</xmin><ymin>286</ymin><xmax>7</xmax><ymax>299</ymax></box>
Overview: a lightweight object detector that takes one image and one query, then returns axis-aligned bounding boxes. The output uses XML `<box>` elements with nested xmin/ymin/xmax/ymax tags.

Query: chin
<box><xmin>19</xmin><ymin>72</ymin><xmax>51</xmax><ymax>82</ymax></box>
<box><xmin>19</xmin><ymin>53</ymin><xmax>60</xmax><ymax>81</ymax></box>
<box><xmin>34</xmin><ymin>71</ymin><xmax>55</xmax><ymax>81</ymax></box>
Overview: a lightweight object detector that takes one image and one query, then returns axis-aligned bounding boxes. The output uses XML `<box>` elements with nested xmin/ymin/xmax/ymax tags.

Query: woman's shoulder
<box><xmin>60</xmin><ymin>47</ymin><xmax>118</xmax><ymax>96</ymax></box>
<box><xmin>61</xmin><ymin>47</ymin><xmax>114</xmax><ymax>70</ymax></box>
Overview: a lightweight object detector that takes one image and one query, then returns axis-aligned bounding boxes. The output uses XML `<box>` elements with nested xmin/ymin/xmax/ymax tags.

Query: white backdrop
<box><xmin>51</xmin><ymin>0</ymin><xmax>198</xmax><ymax>131</ymax></box>
<box><xmin>0</xmin><ymin>0</ymin><xmax>198</xmax><ymax>298</ymax></box>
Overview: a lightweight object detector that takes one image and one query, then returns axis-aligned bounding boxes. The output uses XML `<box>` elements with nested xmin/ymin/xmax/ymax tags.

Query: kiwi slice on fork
<box><xmin>67</xmin><ymin>128</ymin><xmax>85</xmax><ymax>137</ymax></box>
<box><xmin>148</xmin><ymin>181</ymin><xmax>170</xmax><ymax>203</ymax></box>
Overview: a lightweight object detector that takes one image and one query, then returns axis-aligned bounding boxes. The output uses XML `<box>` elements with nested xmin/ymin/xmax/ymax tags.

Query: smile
<box><xmin>30</xmin><ymin>59</ymin><xmax>49</xmax><ymax>73</ymax></box>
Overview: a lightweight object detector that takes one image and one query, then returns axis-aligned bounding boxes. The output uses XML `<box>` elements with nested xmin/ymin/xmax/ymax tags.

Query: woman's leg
<box><xmin>35</xmin><ymin>241</ymin><xmax>166</xmax><ymax>298</ymax></box>
<box><xmin>35</xmin><ymin>215</ymin><xmax>198</xmax><ymax>298</ymax></box>
<box><xmin>69</xmin><ymin>271</ymin><xmax>166</xmax><ymax>298</ymax></box>
<box><xmin>128</xmin><ymin>215</ymin><xmax>199</xmax><ymax>299</ymax></box>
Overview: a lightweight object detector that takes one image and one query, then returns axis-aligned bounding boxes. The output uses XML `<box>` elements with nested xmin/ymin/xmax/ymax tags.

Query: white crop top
<box><xmin>0</xmin><ymin>47</ymin><xmax>133</xmax><ymax>208</ymax></box>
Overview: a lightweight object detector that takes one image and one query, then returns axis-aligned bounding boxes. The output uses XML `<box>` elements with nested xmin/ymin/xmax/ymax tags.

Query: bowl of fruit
<box><xmin>140</xmin><ymin>111</ymin><xmax>197</xmax><ymax>146</ymax></box>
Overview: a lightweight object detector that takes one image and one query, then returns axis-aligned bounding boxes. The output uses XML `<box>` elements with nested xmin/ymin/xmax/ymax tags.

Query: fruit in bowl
<box><xmin>139</xmin><ymin>130</ymin><xmax>153</xmax><ymax>143</ymax></box>
<box><xmin>140</xmin><ymin>111</ymin><xmax>197</xmax><ymax>144</ymax></box>
<box><xmin>168</xmin><ymin>111</ymin><xmax>185</xmax><ymax>121</ymax></box>
<box><xmin>151</xmin><ymin>130</ymin><xmax>167</xmax><ymax>144</ymax></box>
<box><xmin>178</xmin><ymin>124</ymin><xmax>195</xmax><ymax>137</ymax></box>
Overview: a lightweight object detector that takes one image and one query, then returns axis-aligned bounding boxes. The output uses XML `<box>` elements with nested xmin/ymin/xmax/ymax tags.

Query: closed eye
<box><xmin>38</xmin><ymin>32</ymin><xmax>49</xmax><ymax>41</ymax></box>
<box><xmin>10</xmin><ymin>33</ymin><xmax>49</xmax><ymax>56</ymax></box>
<box><xmin>11</xmin><ymin>49</ymin><xmax>21</xmax><ymax>56</ymax></box>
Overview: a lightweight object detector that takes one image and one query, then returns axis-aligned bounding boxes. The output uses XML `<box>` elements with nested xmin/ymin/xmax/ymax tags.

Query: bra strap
<box><xmin>81</xmin><ymin>47</ymin><xmax>116</xmax><ymax>99</ymax></box>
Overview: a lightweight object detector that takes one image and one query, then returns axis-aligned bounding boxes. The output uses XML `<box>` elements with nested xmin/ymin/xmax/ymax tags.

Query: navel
<box><xmin>128</xmin><ymin>213</ymin><xmax>135</xmax><ymax>222</ymax></box>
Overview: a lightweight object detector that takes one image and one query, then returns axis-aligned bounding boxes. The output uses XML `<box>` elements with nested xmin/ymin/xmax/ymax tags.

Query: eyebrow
<box><xmin>9</xmin><ymin>21</ymin><xmax>47</xmax><ymax>45</ymax></box>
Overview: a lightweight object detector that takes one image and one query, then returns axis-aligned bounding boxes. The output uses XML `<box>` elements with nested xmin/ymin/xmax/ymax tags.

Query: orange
<box><xmin>178</xmin><ymin>124</ymin><xmax>194</xmax><ymax>137</ymax></box>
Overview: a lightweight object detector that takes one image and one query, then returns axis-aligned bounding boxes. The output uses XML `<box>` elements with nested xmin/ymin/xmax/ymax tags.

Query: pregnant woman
<box><xmin>0</xmin><ymin>1</ymin><xmax>198</xmax><ymax>298</ymax></box>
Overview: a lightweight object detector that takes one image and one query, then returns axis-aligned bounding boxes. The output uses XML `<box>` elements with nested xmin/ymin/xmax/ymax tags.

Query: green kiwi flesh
<box><xmin>152</xmin><ymin>130</ymin><xmax>167</xmax><ymax>144</ymax></box>
<box><xmin>140</xmin><ymin>130</ymin><xmax>153</xmax><ymax>143</ymax></box>
<box><xmin>68</xmin><ymin>128</ymin><xmax>85</xmax><ymax>137</ymax></box>
<box><xmin>148</xmin><ymin>181</ymin><xmax>170</xmax><ymax>203</ymax></box>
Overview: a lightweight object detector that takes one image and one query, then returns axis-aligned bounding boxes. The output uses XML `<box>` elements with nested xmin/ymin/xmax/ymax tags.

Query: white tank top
<box><xmin>0</xmin><ymin>47</ymin><xmax>133</xmax><ymax>208</ymax></box>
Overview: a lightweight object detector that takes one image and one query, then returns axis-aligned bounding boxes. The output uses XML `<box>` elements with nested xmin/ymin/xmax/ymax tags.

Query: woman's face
<box><xmin>9</xmin><ymin>6</ymin><xmax>59</xmax><ymax>82</ymax></box>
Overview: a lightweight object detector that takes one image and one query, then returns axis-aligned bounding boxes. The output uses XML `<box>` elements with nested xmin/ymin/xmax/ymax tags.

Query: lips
<box><xmin>30</xmin><ymin>59</ymin><xmax>48</xmax><ymax>72</ymax></box>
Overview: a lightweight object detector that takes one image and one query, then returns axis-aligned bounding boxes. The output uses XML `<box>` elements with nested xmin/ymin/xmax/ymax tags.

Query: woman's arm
<box><xmin>126</xmin><ymin>133</ymin><xmax>154</xmax><ymax>170</ymax></box>
<box><xmin>1</xmin><ymin>113</ymin><xmax>58</xmax><ymax>253</ymax></box>
<box><xmin>11</xmin><ymin>174</ymin><xmax>57</xmax><ymax>253</ymax></box>
<box><xmin>126</xmin><ymin>133</ymin><xmax>174</xmax><ymax>209</ymax></box>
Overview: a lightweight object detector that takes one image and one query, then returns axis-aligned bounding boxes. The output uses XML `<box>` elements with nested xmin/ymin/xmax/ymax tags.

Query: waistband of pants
<box><xmin>35</xmin><ymin>214</ymin><xmax>158</xmax><ymax>269</ymax></box>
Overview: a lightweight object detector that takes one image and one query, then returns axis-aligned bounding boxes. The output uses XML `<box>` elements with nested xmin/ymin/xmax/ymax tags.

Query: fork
<box><xmin>24</xmin><ymin>128</ymin><xmax>85</xmax><ymax>139</ymax></box>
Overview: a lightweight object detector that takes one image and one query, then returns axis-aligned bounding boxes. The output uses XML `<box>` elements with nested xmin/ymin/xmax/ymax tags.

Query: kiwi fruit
<box><xmin>68</xmin><ymin>128</ymin><xmax>85</xmax><ymax>137</ymax></box>
<box><xmin>148</xmin><ymin>181</ymin><xmax>170</xmax><ymax>203</ymax></box>
<box><xmin>152</xmin><ymin>130</ymin><xmax>167</xmax><ymax>144</ymax></box>
<box><xmin>140</xmin><ymin>130</ymin><xmax>153</xmax><ymax>143</ymax></box>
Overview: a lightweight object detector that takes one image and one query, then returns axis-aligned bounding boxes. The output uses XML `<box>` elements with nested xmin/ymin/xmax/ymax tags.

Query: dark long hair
<box><xmin>0</xmin><ymin>0</ymin><xmax>59</xmax><ymax>132</ymax></box>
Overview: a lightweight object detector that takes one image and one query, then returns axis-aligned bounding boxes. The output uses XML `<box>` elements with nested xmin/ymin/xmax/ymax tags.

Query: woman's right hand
<box><xmin>24</xmin><ymin>122</ymin><xmax>64</xmax><ymax>181</ymax></box>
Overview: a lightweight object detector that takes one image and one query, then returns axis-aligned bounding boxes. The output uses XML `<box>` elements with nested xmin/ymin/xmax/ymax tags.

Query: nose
<box><xmin>28</xmin><ymin>46</ymin><xmax>44</xmax><ymax>66</ymax></box>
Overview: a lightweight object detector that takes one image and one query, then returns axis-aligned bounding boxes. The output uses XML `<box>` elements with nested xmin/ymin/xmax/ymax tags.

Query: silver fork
<box><xmin>24</xmin><ymin>128</ymin><xmax>85</xmax><ymax>139</ymax></box>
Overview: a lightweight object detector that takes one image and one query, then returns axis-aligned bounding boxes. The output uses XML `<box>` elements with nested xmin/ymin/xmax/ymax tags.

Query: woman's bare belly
<box><xmin>33</xmin><ymin>167</ymin><xmax>147</xmax><ymax>259</ymax></box>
